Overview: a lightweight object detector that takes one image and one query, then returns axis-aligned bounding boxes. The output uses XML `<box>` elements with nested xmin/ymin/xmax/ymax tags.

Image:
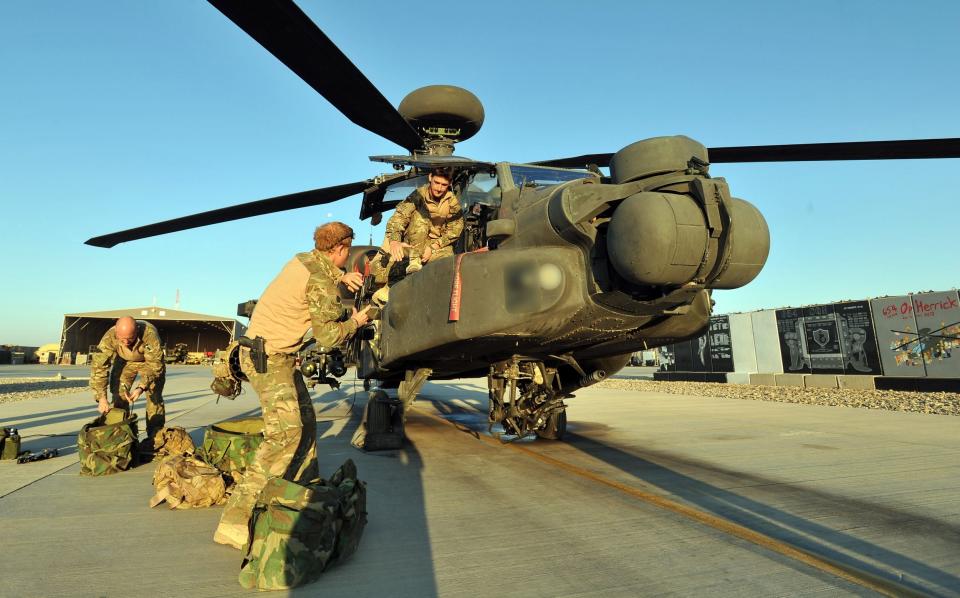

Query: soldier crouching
<box><xmin>89</xmin><ymin>317</ymin><xmax>166</xmax><ymax>446</ymax></box>
<box><xmin>213</xmin><ymin>221</ymin><xmax>369</xmax><ymax>550</ymax></box>
<box><xmin>384</xmin><ymin>167</ymin><xmax>463</xmax><ymax>273</ymax></box>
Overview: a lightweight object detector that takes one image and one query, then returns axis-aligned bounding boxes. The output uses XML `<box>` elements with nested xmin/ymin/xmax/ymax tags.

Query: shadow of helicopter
<box><xmin>421</xmin><ymin>386</ymin><xmax>960</xmax><ymax>596</ymax></box>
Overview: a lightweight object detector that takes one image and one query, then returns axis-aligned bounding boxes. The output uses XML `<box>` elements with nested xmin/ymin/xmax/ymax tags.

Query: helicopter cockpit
<box><xmin>362</xmin><ymin>155</ymin><xmax>596</xmax><ymax>253</ymax></box>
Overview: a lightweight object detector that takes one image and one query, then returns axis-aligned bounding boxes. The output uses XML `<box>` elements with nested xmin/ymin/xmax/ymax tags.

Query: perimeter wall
<box><xmin>658</xmin><ymin>289</ymin><xmax>960</xmax><ymax>379</ymax></box>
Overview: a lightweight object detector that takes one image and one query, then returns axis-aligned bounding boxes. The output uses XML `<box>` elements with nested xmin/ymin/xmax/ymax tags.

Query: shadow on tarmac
<box><xmin>424</xmin><ymin>386</ymin><xmax>960</xmax><ymax>597</ymax></box>
<box><xmin>306</xmin><ymin>385</ymin><xmax>438</xmax><ymax>596</ymax></box>
<box><xmin>1</xmin><ymin>391</ymin><xmax>210</xmax><ymax>429</ymax></box>
<box><xmin>563</xmin><ymin>431</ymin><xmax>960</xmax><ymax>596</ymax></box>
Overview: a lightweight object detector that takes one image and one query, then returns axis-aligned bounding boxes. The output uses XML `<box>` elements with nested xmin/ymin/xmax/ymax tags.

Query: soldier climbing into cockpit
<box><xmin>364</xmin><ymin>167</ymin><xmax>464</xmax><ymax>311</ymax></box>
<box><xmin>384</xmin><ymin>167</ymin><xmax>463</xmax><ymax>274</ymax></box>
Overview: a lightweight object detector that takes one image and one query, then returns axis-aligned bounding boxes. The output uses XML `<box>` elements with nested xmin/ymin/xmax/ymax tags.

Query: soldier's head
<box><xmin>314</xmin><ymin>221</ymin><xmax>354</xmax><ymax>268</ymax></box>
<box><xmin>427</xmin><ymin>168</ymin><xmax>453</xmax><ymax>200</ymax></box>
<box><xmin>115</xmin><ymin>316</ymin><xmax>137</xmax><ymax>347</ymax></box>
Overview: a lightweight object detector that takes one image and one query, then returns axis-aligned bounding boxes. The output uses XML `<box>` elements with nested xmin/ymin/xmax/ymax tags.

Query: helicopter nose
<box><xmin>606</xmin><ymin>191</ymin><xmax>769</xmax><ymax>289</ymax></box>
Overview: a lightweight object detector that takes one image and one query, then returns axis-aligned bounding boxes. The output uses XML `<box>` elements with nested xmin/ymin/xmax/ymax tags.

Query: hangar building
<box><xmin>58</xmin><ymin>306</ymin><xmax>246</xmax><ymax>363</ymax></box>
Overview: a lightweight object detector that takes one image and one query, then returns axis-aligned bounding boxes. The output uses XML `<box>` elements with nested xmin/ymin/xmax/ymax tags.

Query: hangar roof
<box><xmin>64</xmin><ymin>306</ymin><xmax>237</xmax><ymax>322</ymax></box>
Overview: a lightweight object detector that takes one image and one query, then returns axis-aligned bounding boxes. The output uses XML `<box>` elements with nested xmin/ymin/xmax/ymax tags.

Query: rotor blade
<box><xmin>207</xmin><ymin>0</ymin><xmax>422</xmax><ymax>152</ymax></box>
<box><xmin>531</xmin><ymin>138</ymin><xmax>960</xmax><ymax>169</ymax></box>
<box><xmin>85</xmin><ymin>181</ymin><xmax>369</xmax><ymax>248</ymax></box>
<box><xmin>709</xmin><ymin>138</ymin><xmax>960</xmax><ymax>163</ymax></box>
<box><xmin>529</xmin><ymin>153</ymin><xmax>614</xmax><ymax>169</ymax></box>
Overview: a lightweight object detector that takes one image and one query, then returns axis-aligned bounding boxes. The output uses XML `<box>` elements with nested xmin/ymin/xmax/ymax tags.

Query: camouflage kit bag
<box><xmin>149</xmin><ymin>454</ymin><xmax>227</xmax><ymax>509</ymax></box>
<box><xmin>197</xmin><ymin>417</ymin><xmax>264</xmax><ymax>483</ymax></box>
<box><xmin>238</xmin><ymin>459</ymin><xmax>367</xmax><ymax>591</ymax></box>
<box><xmin>153</xmin><ymin>426</ymin><xmax>196</xmax><ymax>457</ymax></box>
<box><xmin>77</xmin><ymin>410</ymin><xmax>139</xmax><ymax>476</ymax></box>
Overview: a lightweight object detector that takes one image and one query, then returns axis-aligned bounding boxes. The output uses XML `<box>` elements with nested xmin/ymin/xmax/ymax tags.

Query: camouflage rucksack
<box><xmin>77</xmin><ymin>410</ymin><xmax>139</xmax><ymax>476</ymax></box>
<box><xmin>238</xmin><ymin>459</ymin><xmax>367</xmax><ymax>591</ymax></box>
<box><xmin>197</xmin><ymin>417</ymin><xmax>264</xmax><ymax>484</ymax></box>
<box><xmin>153</xmin><ymin>426</ymin><xmax>196</xmax><ymax>457</ymax></box>
<box><xmin>149</xmin><ymin>454</ymin><xmax>227</xmax><ymax>509</ymax></box>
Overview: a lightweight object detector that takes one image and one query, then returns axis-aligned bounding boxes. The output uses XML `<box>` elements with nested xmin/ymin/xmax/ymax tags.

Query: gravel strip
<box><xmin>597</xmin><ymin>379</ymin><xmax>960</xmax><ymax>416</ymax></box>
<box><xmin>0</xmin><ymin>377</ymin><xmax>90</xmax><ymax>405</ymax></box>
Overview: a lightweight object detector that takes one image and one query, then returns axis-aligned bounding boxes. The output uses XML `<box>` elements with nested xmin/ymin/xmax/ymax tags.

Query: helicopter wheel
<box><xmin>535</xmin><ymin>409</ymin><xmax>567</xmax><ymax>441</ymax></box>
<box><xmin>363</xmin><ymin>378</ymin><xmax>372</xmax><ymax>391</ymax></box>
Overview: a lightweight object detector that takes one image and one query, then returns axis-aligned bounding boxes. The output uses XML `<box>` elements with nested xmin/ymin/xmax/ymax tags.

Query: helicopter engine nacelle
<box><xmin>606</xmin><ymin>191</ymin><xmax>769</xmax><ymax>289</ymax></box>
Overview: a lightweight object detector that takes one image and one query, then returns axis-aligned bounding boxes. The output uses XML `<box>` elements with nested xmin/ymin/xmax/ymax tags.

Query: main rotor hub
<box><xmin>399</xmin><ymin>85</ymin><xmax>485</xmax><ymax>155</ymax></box>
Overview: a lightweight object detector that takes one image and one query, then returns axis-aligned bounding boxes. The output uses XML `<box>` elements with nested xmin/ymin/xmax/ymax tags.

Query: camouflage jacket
<box><xmin>385</xmin><ymin>185</ymin><xmax>463</xmax><ymax>251</ymax></box>
<box><xmin>301</xmin><ymin>251</ymin><xmax>358</xmax><ymax>349</ymax></box>
<box><xmin>89</xmin><ymin>321</ymin><xmax>164</xmax><ymax>400</ymax></box>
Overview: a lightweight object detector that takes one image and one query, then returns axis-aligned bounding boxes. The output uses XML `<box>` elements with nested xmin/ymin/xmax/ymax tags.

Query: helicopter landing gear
<box><xmin>397</xmin><ymin>367</ymin><xmax>432</xmax><ymax>415</ymax></box>
<box><xmin>488</xmin><ymin>357</ymin><xmax>567</xmax><ymax>441</ymax></box>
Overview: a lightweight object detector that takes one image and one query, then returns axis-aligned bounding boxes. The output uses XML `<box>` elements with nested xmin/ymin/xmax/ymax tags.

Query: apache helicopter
<box><xmin>86</xmin><ymin>1</ymin><xmax>960</xmax><ymax>441</ymax></box>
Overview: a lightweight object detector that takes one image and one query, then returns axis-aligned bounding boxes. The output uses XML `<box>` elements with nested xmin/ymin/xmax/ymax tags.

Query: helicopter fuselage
<box><xmin>356</xmin><ymin>136</ymin><xmax>771</xmax><ymax>391</ymax></box>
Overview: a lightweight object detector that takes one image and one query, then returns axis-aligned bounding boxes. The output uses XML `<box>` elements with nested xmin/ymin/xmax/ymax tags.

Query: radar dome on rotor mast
<box><xmin>398</xmin><ymin>85</ymin><xmax>484</xmax><ymax>155</ymax></box>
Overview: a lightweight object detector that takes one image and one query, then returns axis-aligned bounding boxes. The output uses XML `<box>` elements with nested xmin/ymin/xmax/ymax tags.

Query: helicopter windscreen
<box><xmin>382</xmin><ymin>175</ymin><xmax>428</xmax><ymax>204</ymax></box>
<box><xmin>509</xmin><ymin>164</ymin><xmax>596</xmax><ymax>189</ymax></box>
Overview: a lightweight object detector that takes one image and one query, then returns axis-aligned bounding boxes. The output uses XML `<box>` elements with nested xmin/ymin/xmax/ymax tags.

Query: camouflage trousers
<box><xmin>214</xmin><ymin>350</ymin><xmax>319</xmax><ymax>549</ymax></box>
<box><xmin>110</xmin><ymin>361</ymin><xmax>165</xmax><ymax>440</ymax></box>
<box><xmin>370</xmin><ymin>243</ymin><xmax>455</xmax><ymax>284</ymax></box>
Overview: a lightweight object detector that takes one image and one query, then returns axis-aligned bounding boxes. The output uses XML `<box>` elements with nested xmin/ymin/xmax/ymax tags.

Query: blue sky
<box><xmin>1</xmin><ymin>1</ymin><xmax>958</xmax><ymax>345</ymax></box>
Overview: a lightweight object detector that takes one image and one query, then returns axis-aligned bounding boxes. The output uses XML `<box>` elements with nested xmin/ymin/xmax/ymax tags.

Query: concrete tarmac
<box><xmin>0</xmin><ymin>365</ymin><xmax>958</xmax><ymax>596</ymax></box>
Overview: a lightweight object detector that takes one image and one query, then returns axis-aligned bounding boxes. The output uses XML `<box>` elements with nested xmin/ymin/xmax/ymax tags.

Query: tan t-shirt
<box><xmin>246</xmin><ymin>251</ymin><xmax>357</xmax><ymax>354</ymax></box>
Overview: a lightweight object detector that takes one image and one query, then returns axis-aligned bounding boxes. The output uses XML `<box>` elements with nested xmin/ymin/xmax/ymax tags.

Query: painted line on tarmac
<box><xmin>415</xmin><ymin>405</ymin><xmax>929</xmax><ymax>598</ymax></box>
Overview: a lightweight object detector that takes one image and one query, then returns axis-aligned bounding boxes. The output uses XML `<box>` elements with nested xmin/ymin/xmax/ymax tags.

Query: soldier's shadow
<box><xmin>291</xmin><ymin>381</ymin><xmax>438</xmax><ymax>596</ymax></box>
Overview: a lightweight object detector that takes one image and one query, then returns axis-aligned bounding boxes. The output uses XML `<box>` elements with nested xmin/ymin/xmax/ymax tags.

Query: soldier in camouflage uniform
<box><xmin>89</xmin><ymin>317</ymin><xmax>166</xmax><ymax>442</ymax></box>
<box><xmin>214</xmin><ymin>222</ymin><xmax>369</xmax><ymax>550</ymax></box>
<box><xmin>385</xmin><ymin>168</ymin><xmax>463</xmax><ymax>272</ymax></box>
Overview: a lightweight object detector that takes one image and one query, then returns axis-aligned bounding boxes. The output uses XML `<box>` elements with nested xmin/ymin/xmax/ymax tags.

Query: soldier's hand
<box><xmin>389</xmin><ymin>240</ymin><xmax>411</xmax><ymax>262</ymax></box>
<box><xmin>351</xmin><ymin>306</ymin><xmax>372</xmax><ymax>327</ymax></box>
<box><xmin>340</xmin><ymin>271</ymin><xmax>364</xmax><ymax>292</ymax></box>
<box><xmin>97</xmin><ymin>397</ymin><xmax>111</xmax><ymax>414</ymax></box>
<box><xmin>422</xmin><ymin>245</ymin><xmax>434</xmax><ymax>263</ymax></box>
<box><xmin>124</xmin><ymin>386</ymin><xmax>144</xmax><ymax>405</ymax></box>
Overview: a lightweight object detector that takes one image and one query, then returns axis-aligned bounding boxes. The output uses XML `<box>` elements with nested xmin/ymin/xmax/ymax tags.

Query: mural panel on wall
<box><xmin>870</xmin><ymin>294</ymin><xmax>926</xmax><ymax>377</ymax></box>
<box><xmin>776</xmin><ymin>308</ymin><xmax>812</xmax><ymax>373</ymax></box>
<box><xmin>802</xmin><ymin>305</ymin><xmax>844</xmax><ymax>374</ymax></box>
<box><xmin>708</xmin><ymin>315</ymin><xmax>734</xmax><ymax>373</ymax></box>
<box><xmin>910</xmin><ymin>290</ymin><xmax>960</xmax><ymax>378</ymax></box>
<box><xmin>834</xmin><ymin>300</ymin><xmax>883</xmax><ymax>375</ymax></box>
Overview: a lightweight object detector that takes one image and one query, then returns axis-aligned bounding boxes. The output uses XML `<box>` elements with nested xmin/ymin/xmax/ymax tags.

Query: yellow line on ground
<box><xmin>414</xmin><ymin>407</ymin><xmax>927</xmax><ymax>598</ymax></box>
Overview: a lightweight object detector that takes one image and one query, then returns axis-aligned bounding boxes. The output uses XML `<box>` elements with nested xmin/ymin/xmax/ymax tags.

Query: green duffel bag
<box><xmin>238</xmin><ymin>459</ymin><xmax>367</xmax><ymax>591</ymax></box>
<box><xmin>197</xmin><ymin>417</ymin><xmax>264</xmax><ymax>483</ymax></box>
<box><xmin>77</xmin><ymin>410</ymin><xmax>139</xmax><ymax>476</ymax></box>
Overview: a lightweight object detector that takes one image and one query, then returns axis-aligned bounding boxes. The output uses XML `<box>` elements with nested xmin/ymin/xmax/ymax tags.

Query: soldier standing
<box><xmin>214</xmin><ymin>221</ymin><xmax>369</xmax><ymax>549</ymax></box>
<box><xmin>385</xmin><ymin>168</ymin><xmax>463</xmax><ymax>272</ymax></box>
<box><xmin>89</xmin><ymin>316</ymin><xmax>166</xmax><ymax>445</ymax></box>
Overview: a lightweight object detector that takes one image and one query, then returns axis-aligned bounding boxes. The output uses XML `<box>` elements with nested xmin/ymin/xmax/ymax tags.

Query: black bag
<box><xmin>359</xmin><ymin>391</ymin><xmax>404</xmax><ymax>451</ymax></box>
